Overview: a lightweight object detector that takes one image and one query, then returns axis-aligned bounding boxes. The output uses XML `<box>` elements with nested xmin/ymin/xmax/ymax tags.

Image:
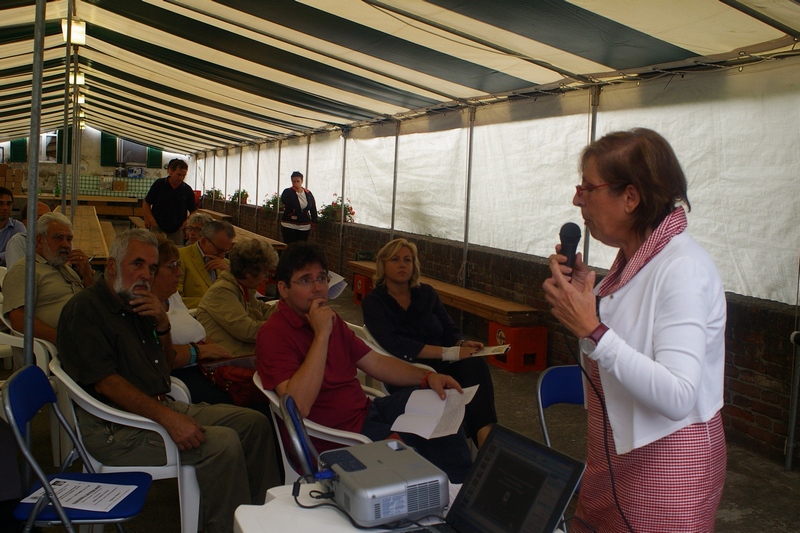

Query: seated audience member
<box><xmin>363</xmin><ymin>238</ymin><xmax>497</xmax><ymax>447</ymax></box>
<box><xmin>256</xmin><ymin>243</ymin><xmax>473</xmax><ymax>483</ymax></box>
<box><xmin>178</xmin><ymin>220</ymin><xmax>234</xmax><ymax>308</ymax></box>
<box><xmin>5</xmin><ymin>200</ymin><xmax>51</xmax><ymax>268</ymax></box>
<box><xmin>58</xmin><ymin>229</ymin><xmax>280</xmax><ymax>533</ymax></box>
<box><xmin>183</xmin><ymin>212</ymin><xmax>213</xmax><ymax>246</ymax></box>
<box><xmin>4</xmin><ymin>212</ymin><xmax>94</xmax><ymax>345</ymax></box>
<box><xmin>0</xmin><ymin>187</ymin><xmax>26</xmax><ymax>266</ymax></box>
<box><xmin>150</xmin><ymin>235</ymin><xmax>236</xmax><ymax>404</ymax></box>
<box><xmin>196</xmin><ymin>239</ymin><xmax>278</xmax><ymax>356</ymax></box>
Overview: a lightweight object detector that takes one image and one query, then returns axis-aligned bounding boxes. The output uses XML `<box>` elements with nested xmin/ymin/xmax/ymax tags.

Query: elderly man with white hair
<box><xmin>3</xmin><ymin>211</ymin><xmax>94</xmax><ymax>345</ymax></box>
<box><xmin>57</xmin><ymin>229</ymin><xmax>280</xmax><ymax>533</ymax></box>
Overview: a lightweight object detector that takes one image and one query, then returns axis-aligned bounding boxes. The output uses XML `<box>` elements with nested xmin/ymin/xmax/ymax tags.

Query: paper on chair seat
<box><xmin>390</xmin><ymin>385</ymin><xmax>478</xmax><ymax>439</ymax></box>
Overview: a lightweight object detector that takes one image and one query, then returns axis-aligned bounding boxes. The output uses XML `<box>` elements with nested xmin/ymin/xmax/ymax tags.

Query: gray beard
<box><xmin>114</xmin><ymin>277</ymin><xmax>150</xmax><ymax>302</ymax></box>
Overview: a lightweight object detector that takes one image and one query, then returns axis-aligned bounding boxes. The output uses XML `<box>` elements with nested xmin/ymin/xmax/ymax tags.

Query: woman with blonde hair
<box><xmin>362</xmin><ymin>238</ymin><xmax>497</xmax><ymax>447</ymax></box>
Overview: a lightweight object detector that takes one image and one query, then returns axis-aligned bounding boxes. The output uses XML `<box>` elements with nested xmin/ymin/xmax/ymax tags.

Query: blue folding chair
<box><xmin>536</xmin><ymin>365</ymin><xmax>585</xmax><ymax>448</ymax></box>
<box><xmin>2</xmin><ymin>365</ymin><xmax>152</xmax><ymax>533</ymax></box>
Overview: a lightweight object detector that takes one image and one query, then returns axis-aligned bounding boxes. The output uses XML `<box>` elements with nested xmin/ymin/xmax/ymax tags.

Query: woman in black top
<box><xmin>362</xmin><ymin>238</ymin><xmax>498</xmax><ymax>447</ymax></box>
<box><xmin>280</xmin><ymin>171</ymin><xmax>317</xmax><ymax>244</ymax></box>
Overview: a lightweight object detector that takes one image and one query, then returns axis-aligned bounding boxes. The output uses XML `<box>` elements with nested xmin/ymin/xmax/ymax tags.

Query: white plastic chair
<box><xmin>49</xmin><ymin>357</ymin><xmax>200</xmax><ymax>533</ymax></box>
<box><xmin>345</xmin><ymin>322</ymin><xmax>436</xmax><ymax>393</ymax></box>
<box><xmin>253</xmin><ymin>372</ymin><xmax>383</xmax><ymax>484</ymax></box>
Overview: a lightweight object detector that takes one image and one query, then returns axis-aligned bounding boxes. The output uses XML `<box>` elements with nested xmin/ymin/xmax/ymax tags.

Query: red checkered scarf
<box><xmin>596</xmin><ymin>206</ymin><xmax>687</xmax><ymax>298</ymax></box>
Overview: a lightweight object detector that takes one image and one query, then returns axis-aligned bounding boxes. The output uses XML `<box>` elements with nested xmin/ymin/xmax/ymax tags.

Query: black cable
<box><xmin>290</xmin><ymin>476</ymin><xmax>435</xmax><ymax>530</ymax></box>
<box><xmin>563</xmin><ymin>324</ymin><xmax>635</xmax><ymax>533</ymax></box>
<box><xmin>561</xmin><ymin>514</ymin><xmax>597</xmax><ymax>532</ymax></box>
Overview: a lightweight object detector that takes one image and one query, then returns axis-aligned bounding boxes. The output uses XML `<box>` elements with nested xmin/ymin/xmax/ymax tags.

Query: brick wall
<box><xmin>232</xmin><ymin>215</ymin><xmax>800</xmax><ymax>465</ymax></box>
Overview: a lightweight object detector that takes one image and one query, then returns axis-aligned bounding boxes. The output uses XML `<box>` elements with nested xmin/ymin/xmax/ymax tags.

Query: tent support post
<box><xmin>275</xmin><ymin>142</ymin><xmax>282</xmax><ymax>240</ymax></box>
<box><xmin>583</xmin><ymin>86</ymin><xmax>601</xmax><ymax>265</ymax></box>
<box><xmin>24</xmin><ymin>0</ymin><xmax>47</xmax><ymax>368</ymax></box>
<box><xmin>785</xmin><ymin>256</ymin><xmax>800</xmax><ymax>470</ymax></box>
<box><xmin>337</xmin><ymin>129</ymin><xmax>349</xmax><ymax>274</ymax></box>
<box><xmin>389</xmin><ymin>120</ymin><xmax>400</xmax><ymax>240</ymax></box>
<box><xmin>461</xmin><ymin>106</ymin><xmax>476</xmax><ymax>289</ymax></box>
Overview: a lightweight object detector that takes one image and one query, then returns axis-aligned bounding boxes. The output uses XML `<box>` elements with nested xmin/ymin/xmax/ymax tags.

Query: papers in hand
<box><xmin>21</xmin><ymin>478</ymin><xmax>137</xmax><ymax>512</ymax></box>
<box><xmin>471</xmin><ymin>344</ymin><xmax>511</xmax><ymax>357</ymax></box>
<box><xmin>390</xmin><ymin>385</ymin><xmax>478</xmax><ymax>439</ymax></box>
<box><xmin>327</xmin><ymin>271</ymin><xmax>348</xmax><ymax>300</ymax></box>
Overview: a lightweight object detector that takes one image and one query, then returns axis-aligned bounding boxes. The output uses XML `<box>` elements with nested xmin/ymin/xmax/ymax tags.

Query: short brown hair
<box><xmin>374</xmin><ymin>238</ymin><xmax>421</xmax><ymax>288</ymax></box>
<box><xmin>581</xmin><ymin>128</ymin><xmax>690</xmax><ymax>237</ymax></box>
<box><xmin>155</xmin><ymin>233</ymin><xmax>179</xmax><ymax>265</ymax></box>
<box><xmin>229</xmin><ymin>239</ymin><xmax>278</xmax><ymax>280</ymax></box>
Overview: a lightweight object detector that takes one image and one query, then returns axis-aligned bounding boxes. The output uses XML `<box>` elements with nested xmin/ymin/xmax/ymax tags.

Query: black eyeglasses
<box><xmin>291</xmin><ymin>274</ymin><xmax>331</xmax><ymax>287</ymax></box>
<box><xmin>206</xmin><ymin>238</ymin><xmax>231</xmax><ymax>256</ymax></box>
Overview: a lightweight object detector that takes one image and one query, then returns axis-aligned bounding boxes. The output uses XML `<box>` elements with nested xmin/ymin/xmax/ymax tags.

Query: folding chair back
<box><xmin>537</xmin><ymin>365</ymin><xmax>585</xmax><ymax>447</ymax></box>
<box><xmin>3</xmin><ymin>365</ymin><xmax>151</xmax><ymax>533</ymax></box>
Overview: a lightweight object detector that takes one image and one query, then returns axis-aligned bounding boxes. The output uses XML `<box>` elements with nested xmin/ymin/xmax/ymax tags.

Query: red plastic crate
<box><xmin>353</xmin><ymin>274</ymin><xmax>373</xmax><ymax>306</ymax></box>
<box><xmin>487</xmin><ymin>322</ymin><xmax>548</xmax><ymax>373</ymax></box>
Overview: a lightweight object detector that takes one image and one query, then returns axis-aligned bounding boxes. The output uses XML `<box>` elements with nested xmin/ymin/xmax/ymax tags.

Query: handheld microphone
<box><xmin>791</xmin><ymin>331</ymin><xmax>800</xmax><ymax>347</ymax></box>
<box><xmin>559</xmin><ymin>222</ymin><xmax>582</xmax><ymax>268</ymax></box>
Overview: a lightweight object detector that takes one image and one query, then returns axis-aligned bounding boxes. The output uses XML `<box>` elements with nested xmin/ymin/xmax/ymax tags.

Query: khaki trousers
<box><xmin>79</xmin><ymin>400</ymin><xmax>280</xmax><ymax>533</ymax></box>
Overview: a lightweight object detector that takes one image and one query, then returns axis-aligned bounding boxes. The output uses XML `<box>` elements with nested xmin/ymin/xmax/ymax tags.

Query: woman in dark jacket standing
<box><xmin>280</xmin><ymin>171</ymin><xmax>317</xmax><ymax>244</ymax></box>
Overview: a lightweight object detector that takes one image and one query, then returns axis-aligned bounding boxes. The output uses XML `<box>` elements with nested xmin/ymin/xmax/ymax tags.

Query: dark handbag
<box><xmin>199</xmin><ymin>356</ymin><xmax>264</xmax><ymax>406</ymax></box>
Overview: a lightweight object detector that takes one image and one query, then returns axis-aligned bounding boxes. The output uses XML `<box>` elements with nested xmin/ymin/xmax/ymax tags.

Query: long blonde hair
<box><xmin>373</xmin><ymin>238</ymin><xmax>421</xmax><ymax>288</ymax></box>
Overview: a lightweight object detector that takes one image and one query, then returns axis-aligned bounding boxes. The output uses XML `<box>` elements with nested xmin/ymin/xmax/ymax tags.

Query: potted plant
<box><xmin>205</xmin><ymin>188</ymin><xmax>223</xmax><ymax>200</ymax></box>
<box><xmin>260</xmin><ymin>192</ymin><xmax>280</xmax><ymax>214</ymax></box>
<box><xmin>318</xmin><ymin>194</ymin><xmax>355</xmax><ymax>222</ymax></box>
<box><xmin>230</xmin><ymin>189</ymin><xmax>249</xmax><ymax>204</ymax></box>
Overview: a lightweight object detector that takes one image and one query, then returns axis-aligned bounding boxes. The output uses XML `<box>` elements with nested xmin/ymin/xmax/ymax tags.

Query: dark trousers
<box><xmin>388</xmin><ymin>357</ymin><xmax>497</xmax><ymax>444</ymax></box>
<box><xmin>361</xmin><ymin>387</ymin><xmax>472</xmax><ymax>483</ymax></box>
<box><xmin>281</xmin><ymin>226</ymin><xmax>310</xmax><ymax>244</ymax></box>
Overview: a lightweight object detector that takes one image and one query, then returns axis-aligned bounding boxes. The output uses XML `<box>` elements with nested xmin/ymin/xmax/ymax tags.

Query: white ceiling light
<box><xmin>61</xmin><ymin>19</ymin><xmax>86</xmax><ymax>46</ymax></box>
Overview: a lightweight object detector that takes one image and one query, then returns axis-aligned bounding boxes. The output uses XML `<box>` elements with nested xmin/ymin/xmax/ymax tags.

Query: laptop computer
<box><xmin>404</xmin><ymin>424</ymin><xmax>585</xmax><ymax>533</ymax></box>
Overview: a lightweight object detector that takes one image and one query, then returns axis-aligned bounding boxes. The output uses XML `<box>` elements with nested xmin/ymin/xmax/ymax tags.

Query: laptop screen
<box><xmin>446</xmin><ymin>425</ymin><xmax>584</xmax><ymax>533</ymax></box>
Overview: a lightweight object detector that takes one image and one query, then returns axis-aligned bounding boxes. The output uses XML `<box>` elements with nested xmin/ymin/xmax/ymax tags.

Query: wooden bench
<box><xmin>129</xmin><ymin>216</ymin><xmax>146</xmax><ymax>229</ymax></box>
<box><xmin>197</xmin><ymin>208</ymin><xmax>232</xmax><ymax>221</ymax></box>
<box><xmin>100</xmin><ymin>221</ymin><xmax>118</xmax><ymax>253</ymax></box>
<box><xmin>231</xmin><ymin>225</ymin><xmax>286</xmax><ymax>251</ymax></box>
<box><xmin>348</xmin><ymin>261</ymin><xmax>537</xmax><ymax>327</ymax></box>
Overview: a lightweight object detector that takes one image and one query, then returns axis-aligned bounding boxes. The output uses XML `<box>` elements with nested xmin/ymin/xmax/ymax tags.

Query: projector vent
<box><xmin>374</xmin><ymin>503</ymin><xmax>381</xmax><ymax>520</ymax></box>
<box><xmin>407</xmin><ymin>480</ymin><xmax>441</xmax><ymax>512</ymax></box>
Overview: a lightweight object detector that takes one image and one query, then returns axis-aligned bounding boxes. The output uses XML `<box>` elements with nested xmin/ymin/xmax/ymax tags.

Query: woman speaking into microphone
<box><xmin>543</xmin><ymin>128</ymin><xmax>726</xmax><ymax>532</ymax></box>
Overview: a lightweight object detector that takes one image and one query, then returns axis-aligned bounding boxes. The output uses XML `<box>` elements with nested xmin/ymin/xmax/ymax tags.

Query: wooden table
<box><xmin>198</xmin><ymin>208</ymin><xmax>232</xmax><ymax>221</ymax></box>
<box><xmin>34</xmin><ymin>194</ymin><xmax>143</xmax><ymax>217</ymax></box>
<box><xmin>232</xmin><ymin>225</ymin><xmax>286</xmax><ymax>251</ymax></box>
<box><xmin>348</xmin><ymin>261</ymin><xmax>537</xmax><ymax>327</ymax></box>
<box><xmin>54</xmin><ymin>205</ymin><xmax>109</xmax><ymax>265</ymax></box>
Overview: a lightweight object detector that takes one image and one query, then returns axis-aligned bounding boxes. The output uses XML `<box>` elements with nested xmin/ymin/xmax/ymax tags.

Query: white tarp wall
<box><xmin>190</xmin><ymin>56</ymin><xmax>800</xmax><ymax>305</ymax></box>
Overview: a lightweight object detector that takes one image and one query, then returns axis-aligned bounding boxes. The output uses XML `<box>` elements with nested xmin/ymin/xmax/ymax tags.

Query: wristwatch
<box><xmin>579</xmin><ymin>323</ymin><xmax>609</xmax><ymax>355</ymax></box>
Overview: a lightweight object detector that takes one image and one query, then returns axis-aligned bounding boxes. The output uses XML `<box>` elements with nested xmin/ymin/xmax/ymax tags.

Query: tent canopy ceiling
<box><xmin>1</xmin><ymin>0</ymin><xmax>799</xmax><ymax>153</ymax></box>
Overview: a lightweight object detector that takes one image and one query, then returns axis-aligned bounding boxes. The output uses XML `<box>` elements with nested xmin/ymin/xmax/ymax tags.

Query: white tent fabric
<box><xmin>2</xmin><ymin>0</ymin><xmax>800</xmax><ymax>303</ymax></box>
<box><xmin>195</xmin><ymin>56</ymin><xmax>800</xmax><ymax>305</ymax></box>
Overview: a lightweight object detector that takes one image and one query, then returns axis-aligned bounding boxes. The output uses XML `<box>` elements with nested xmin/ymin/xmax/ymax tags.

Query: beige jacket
<box><xmin>195</xmin><ymin>271</ymin><xmax>277</xmax><ymax>356</ymax></box>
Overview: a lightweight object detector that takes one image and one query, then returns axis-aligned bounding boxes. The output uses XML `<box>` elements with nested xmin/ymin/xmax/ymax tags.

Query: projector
<box><xmin>318</xmin><ymin>440</ymin><xmax>449</xmax><ymax>528</ymax></box>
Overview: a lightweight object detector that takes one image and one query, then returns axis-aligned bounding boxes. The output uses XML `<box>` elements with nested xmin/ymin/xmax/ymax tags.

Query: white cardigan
<box><xmin>590</xmin><ymin>232</ymin><xmax>726</xmax><ymax>455</ymax></box>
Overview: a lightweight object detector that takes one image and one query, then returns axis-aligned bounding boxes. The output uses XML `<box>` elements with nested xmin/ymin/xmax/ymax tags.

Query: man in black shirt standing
<box><xmin>143</xmin><ymin>158</ymin><xmax>196</xmax><ymax>244</ymax></box>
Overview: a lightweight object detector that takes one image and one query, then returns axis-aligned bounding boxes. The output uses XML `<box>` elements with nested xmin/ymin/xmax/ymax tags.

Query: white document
<box><xmin>21</xmin><ymin>478</ymin><xmax>136</xmax><ymax>512</ymax></box>
<box><xmin>471</xmin><ymin>345</ymin><xmax>511</xmax><ymax>357</ymax></box>
<box><xmin>390</xmin><ymin>385</ymin><xmax>478</xmax><ymax>439</ymax></box>
<box><xmin>327</xmin><ymin>271</ymin><xmax>348</xmax><ymax>300</ymax></box>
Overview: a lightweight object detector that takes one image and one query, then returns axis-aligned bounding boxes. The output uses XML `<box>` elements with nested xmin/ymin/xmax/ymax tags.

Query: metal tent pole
<box><xmin>784</xmin><ymin>254</ymin><xmax>800</xmax><ymax>470</ymax></box>
<box><xmin>389</xmin><ymin>121</ymin><xmax>400</xmax><ymax>240</ymax></box>
<box><xmin>23</xmin><ymin>0</ymin><xmax>47</xmax><ymax>368</ymax></box>
<box><xmin>583</xmin><ymin>86</ymin><xmax>601</xmax><ymax>264</ymax></box>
